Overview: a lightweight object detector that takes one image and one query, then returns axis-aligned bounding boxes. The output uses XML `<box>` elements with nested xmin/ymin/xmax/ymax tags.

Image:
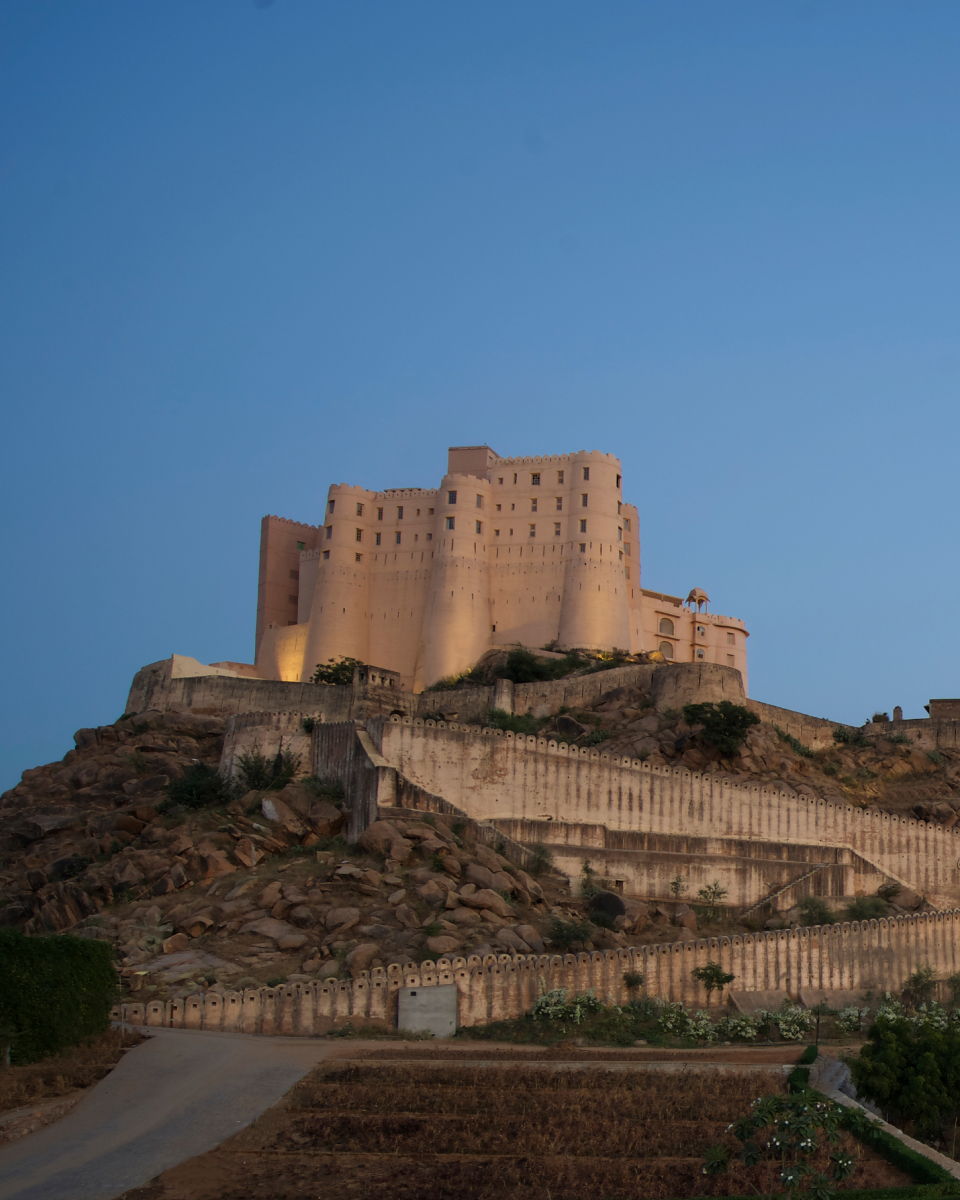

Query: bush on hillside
<box><xmin>495</xmin><ymin>648</ymin><xmax>585</xmax><ymax>684</ymax></box>
<box><xmin>160</xmin><ymin>764</ymin><xmax>232</xmax><ymax>812</ymax></box>
<box><xmin>682</xmin><ymin>701</ymin><xmax>759</xmax><ymax>755</ymax></box>
<box><xmin>0</xmin><ymin>930</ymin><xmax>116</xmax><ymax>1065</ymax></box>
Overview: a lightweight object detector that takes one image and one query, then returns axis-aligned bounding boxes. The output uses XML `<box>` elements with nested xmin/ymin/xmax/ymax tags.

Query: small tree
<box><xmin>312</xmin><ymin>656</ymin><xmax>365</xmax><ymax>685</ymax></box>
<box><xmin>703</xmin><ymin>1092</ymin><xmax>859</xmax><ymax>1200</ymax></box>
<box><xmin>623</xmin><ymin>970</ymin><xmax>644</xmax><ymax>994</ymax></box>
<box><xmin>529</xmin><ymin>843</ymin><xmax>554</xmax><ymax>877</ymax></box>
<box><xmin>903</xmin><ymin>964</ymin><xmax>938</xmax><ymax>1006</ymax></box>
<box><xmin>580</xmin><ymin>859</ymin><xmax>600</xmax><ymax>899</ymax></box>
<box><xmin>692</xmin><ymin>961</ymin><xmax>735</xmax><ymax>1000</ymax></box>
<box><xmin>548</xmin><ymin>917</ymin><xmax>593</xmax><ymax>950</ymax></box>
<box><xmin>669</xmin><ymin>875</ymin><xmax>688</xmax><ymax>898</ymax></box>
<box><xmin>696</xmin><ymin>880</ymin><xmax>728</xmax><ymax>921</ymax></box>
<box><xmin>682</xmin><ymin>700</ymin><xmax>760</xmax><ymax>755</ymax></box>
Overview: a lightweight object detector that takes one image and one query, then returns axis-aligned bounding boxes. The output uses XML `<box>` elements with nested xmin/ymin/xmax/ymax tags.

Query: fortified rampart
<box><xmin>360</xmin><ymin>717</ymin><xmax>960</xmax><ymax>909</ymax></box>
<box><xmin>113</xmin><ymin>909</ymin><xmax>960</xmax><ymax>1033</ymax></box>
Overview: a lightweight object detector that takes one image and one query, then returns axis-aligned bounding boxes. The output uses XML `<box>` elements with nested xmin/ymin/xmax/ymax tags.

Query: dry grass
<box><xmin>0</xmin><ymin>1027</ymin><xmax>145</xmax><ymax>1114</ymax></box>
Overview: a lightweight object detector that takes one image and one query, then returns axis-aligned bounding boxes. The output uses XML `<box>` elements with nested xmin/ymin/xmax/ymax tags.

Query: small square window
<box><xmin>618</xmin><ymin>551</ymin><xmax>623</xmax><ymax>560</ymax></box>
<box><xmin>322</xmin><ymin>549</ymin><xmax>330</xmax><ymax>559</ymax></box>
<box><xmin>395</xmin><ymin>531</ymin><xmax>402</xmax><ymax>545</ymax></box>
<box><xmin>581</xmin><ymin>493</ymin><xmax>588</xmax><ymax>507</ymax></box>
<box><xmin>355</xmin><ymin>552</ymin><xmax>362</xmax><ymax>562</ymax></box>
<box><xmin>727</xmin><ymin>654</ymin><xmax>735</xmax><ymax>666</ymax></box>
<box><xmin>416</xmin><ymin>508</ymin><xmax>420</xmax><ymax>516</ymax></box>
<box><xmin>616</xmin><ymin>473</ymin><xmax>621</xmax><ymax>488</ymax></box>
<box><xmin>356</xmin><ymin>528</ymin><xmax>363</xmax><ymax>542</ymax></box>
<box><xmin>375</xmin><ymin>532</ymin><xmax>381</xmax><ymax>546</ymax></box>
<box><xmin>445</xmin><ymin>516</ymin><xmax>455</xmax><ymax>530</ymax></box>
<box><xmin>328</xmin><ymin>499</ymin><xmax>335</xmax><ymax>513</ymax></box>
<box><xmin>397</xmin><ymin>506</ymin><xmax>404</xmax><ymax>519</ymax></box>
<box><xmin>555</xmin><ymin>497</ymin><xmax>562</xmax><ymax>510</ymax></box>
<box><xmin>579</xmin><ymin>542</ymin><xmax>586</xmax><ymax>553</ymax></box>
<box><xmin>356</xmin><ymin>502</ymin><xmax>363</xmax><ymax>516</ymax></box>
<box><xmin>428</xmin><ymin>507</ymin><xmax>434</xmax><ymax>515</ymax></box>
<box><xmin>696</xmin><ymin>648</ymin><xmax>705</xmax><ymax>660</ymax></box>
<box><xmin>288</xmin><ymin>594</ymin><xmax>298</xmax><ymax>604</ymax></box>
<box><xmin>377</xmin><ymin>507</ymin><xmax>384</xmax><ymax>520</ymax></box>
<box><xmin>624</xmin><ymin>518</ymin><xmax>631</xmax><ymax>531</ymax></box>
<box><xmin>496</xmin><ymin>503</ymin><xmax>501</xmax><ymax>511</ymax></box>
<box><xmin>513</xmin><ymin>473</ymin><xmax>518</xmax><ymax>483</ymax></box>
<box><xmin>289</xmin><ymin>568</ymin><xmax>299</xmax><ymax>580</ymax></box>
<box><xmin>426</xmin><ymin>532</ymin><xmax>433</xmax><ymax>541</ymax></box>
<box><xmin>498</xmin><ymin>477</ymin><xmax>504</xmax><ymax>484</ymax></box>
<box><xmin>625</xmin><ymin>543</ymin><xmax>631</xmax><ymax>555</ymax></box>
<box><xmin>448</xmin><ymin>490</ymin><xmax>457</xmax><ymax>504</ymax></box>
<box><xmin>617</xmin><ymin>527</ymin><xmax>622</xmax><ymax>541</ymax></box>
<box><xmin>554</xmin><ymin>522</ymin><xmax>561</xmax><ymax>536</ymax></box>
<box><xmin>475</xmin><ymin>520</ymin><xmax>482</xmax><ymax>534</ymax></box>
<box><xmin>583</xmin><ymin>467</ymin><xmax>590</xmax><ymax>481</ymax></box>
<box><xmin>476</xmin><ymin>494</ymin><xmax>483</xmax><ymax>507</ymax></box>
<box><xmin>528</xmin><ymin>524</ymin><xmax>536</xmax><ymax>537</ymax></box>
<box><xmin>531</xmin><ymin>498</ymin><xmax>538</xmax><ymax>512</ymax></box>
<box><xmin>727</xmin><ymin>632</ymin><xmax>735</xmax><ymax>645</ymax></box>
<box><xmin>617</xmin><ymin>501</ymin><xmax>622</xmax><ymax>514</ymax></box>
<box><xmin>557</xmin><ymin>470</ymin><xmax>564</xmax><ymax>484</ymax></box>
<box><xmin>509</xmin><ymin>528</ymin><xmax>514</xmax><ymax>535</ymax></box>
<box><xmin>325</xmin><ymin>526</ymin><xmax>332</xmax><ymax>540</ymax></box>
<box><xmin>296</xmin><ymin>540</ymin><xmax>305</xmax><ymax>551</ymax></box>
<box><xmin>494</xmin><ymin>528</ymin><xmax>500</xmax><ymax>537</ymax></box>
<box><xmin>580</xmin><ymin>519</ymin><xmax>587</xmax><ymax>533</ymax></box>
<box><xmin>531</xmin><ymin>472</ymin><xmax>540</xmax><ymax>485</ymax></box>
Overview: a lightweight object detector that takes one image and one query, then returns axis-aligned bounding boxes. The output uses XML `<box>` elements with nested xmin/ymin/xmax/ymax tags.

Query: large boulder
<box><xmin>426</xmin><ymin>935</ymin><xmax>460</xmax><ymax>955</ymax></box>
<box><xmin>465</xmin><ymin>863</ymin><xmax>495</xmax><ymax>889</ymax></box>
<box><xmin>588</xmin><ymin>890</ymin><xmax>626</xmax><ymax>918</ymax></box>
<box><xmin>358</xmin><ymin>820</ymin><xmax>403</xmax><ymax>856</ymax></box>
<box><xmin>514</xmin><ymin>923</ymin><xmax>545</xmax><ymax>953</ymax></box>
<box><xmin>459</xmin><ymin>889</ymin><xmax>515</xmax><ymax>918</ymax></box>
<box><xmin>325</xmin><ymin>906</ymin><xmax>360</xmax><ymax>930</ymax></box>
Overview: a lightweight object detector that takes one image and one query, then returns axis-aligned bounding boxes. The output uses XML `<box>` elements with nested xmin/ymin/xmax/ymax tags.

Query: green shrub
<box><xmin>927</xmin><ymin>750</ymin><xmax>945</xmax><ymax>765</ymax></box>
<box><xmin>888</xmin><ymin>732</ymin><xmax>911</xmax><ymax>745</ymax></box>
<box><xmin>583</xmin><ymin>729</ymin><xmax>611</xmax><ymax>746</ymax></box>
<box><xmin>486</xmin><ymin>708</ymin><xmax>544</xmax><ymax>736</ymax></box>
<box><xmin>494</xmin><ymin>648</ymin><xmax>585</xmax><ymax>683</ymax></box>
<box><xmin>0</xmin><ymin>930</ymin><xmax>116</xmax><ymax>1064</ymax></box>
<box><xmin>235</xmin><ymin>748</ymin><xmax>301</xmax><ymax>793</ymax></box>
<box><xmin>160</xmin><ymin>764</ymin><xmax>232</xmax><ymax>812</ymax></box>
<box><xmin>833</xmin><ymin>726</ymin><xmax>871</xmax><ymax>747</ymax></box>
<box><xmin>548</xmin><ymin>917</ymin><xmax>593</xmax><ymax>949</ymax></box>
<box><xmin>528</xmin><ymin>843</ymin><xmax>554</xmax><ymax>876</ymax></box>
<box><xmin>589</xmin><ymin>909</ymin><xmax>617</xmax><ymax>930</ymax></box>
<box><xmin>845</xmin><ymin>896</ymin><xmax>888</xmax><ymax>921</ymax></box>
<box><xmin>623</xmin><ymin>970</ymin><xmax>644</xmax><ymax>992</ymax></box>
<box><xmin>691</xmin><ymin>961</ymin><xmax>735</xmax><ymax>999</ymax></box>
<box><xmin>799</xmin><ymin>1044</ymin><xmax>819</xmax><ymax>1064</ymax></box>
<box><xmin>311</xmin><ymin>656</ymin><xmax>364</xmax><ymax>685</ymax></box>
<box><xmin>422</xmin><ymin>922</ymin><xmax>442</xmax><ymax>938</ymax></box>
<box><xmin>682</xmin><ymin>701</ymin><xmax>760</xmax><ymax>755</ymax></box>
<box><xmin>797</xmin><ymin>895</ymin><xmax>835</xmax><ymax>927</ymax></box>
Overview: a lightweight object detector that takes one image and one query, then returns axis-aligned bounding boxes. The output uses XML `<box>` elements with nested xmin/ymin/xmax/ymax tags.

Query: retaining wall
<box><xmin>114</xmin><ymin>909</ymin><xmax>960</xmax><ymax>1033</ymax></box>
<box><xmin>368</xmin><ymin>717</ymin><xmax>960</xmax><ymax>908</ymax></box>
<box><xmin>221</xmin><ymin>711</ymin><xmax>314</xmax><ymax>778</ymax></box>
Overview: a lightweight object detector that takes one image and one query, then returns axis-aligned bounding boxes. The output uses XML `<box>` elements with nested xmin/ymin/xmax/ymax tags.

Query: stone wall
<box><xmin>113</xmin><ymin>909</ymin><xmax>960</xmax><ymax>1034</ymax></box>
<box><xmin>366</xmin><ymin>717</ymin><xmax>960</xmax><ymax>908</ymax></box>
<box><xmin>220</xmin><ymin>711</ymin><xmax>314</xmax><ymax>779</ymax></box>
<box><xmin>747</xmin><ymin>699</ymin><xmax>852</xmax><ymax>749</ymax></box>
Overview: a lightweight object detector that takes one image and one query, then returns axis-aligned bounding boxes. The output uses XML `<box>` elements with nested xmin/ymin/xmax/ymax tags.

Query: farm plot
<box><xmin>121</xmin><ymin>1059</ymin><xmax>910</xmax><ymax>1200</ymax></box>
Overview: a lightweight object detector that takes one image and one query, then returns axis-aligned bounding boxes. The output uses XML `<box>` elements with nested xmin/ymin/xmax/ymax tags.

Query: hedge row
<box><xmin>0</xmin><ymin>929</ymin><xmax>117</xmax><ymax>1064</ymax></box>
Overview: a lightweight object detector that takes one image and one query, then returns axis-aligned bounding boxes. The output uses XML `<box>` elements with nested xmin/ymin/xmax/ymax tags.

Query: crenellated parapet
<box><xmin>113</xmin><ymin>909</ymin><xmax>960</xmax><ymax>1035</ymax></box>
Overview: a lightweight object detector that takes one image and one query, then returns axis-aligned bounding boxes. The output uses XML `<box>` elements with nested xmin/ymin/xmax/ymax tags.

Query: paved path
<box><xmin>0</xmin><ymin>1027</ymin><xmax>342</xmax><ymax>1200</ymax></box>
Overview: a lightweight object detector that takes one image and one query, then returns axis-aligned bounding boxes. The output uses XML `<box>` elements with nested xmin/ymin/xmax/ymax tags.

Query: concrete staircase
<box><xmin>740</xmin><ymin>863</ymin><xmax>828</xmax><ymax>923</ymax></box>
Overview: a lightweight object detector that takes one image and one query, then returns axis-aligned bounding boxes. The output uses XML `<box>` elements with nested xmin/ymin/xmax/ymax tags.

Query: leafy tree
<box><xmin>682</xmin><ymin>700</ymin><xmax>760</xmax><ymax>754</ymax></box>
<box><xmin>903</xmin><ymin>964</ymin><xmax>938</xmax><ymax>1006</ymax></box>
<box><xmin>692</xmin><ymin>961</ymin><xmax>735</xmax><ymax>999</ymax></box>
<box><xmin>235</xmin><ymin>748</ymin><xmax>301</xmax><ymax>793</ymax></box>
<box><xmin>312</xmin><ymin>656</ymin><xmax>365</xmax><ymax>685</ymax></box>
<box><xmin>696</xmin><ymin>879</ymin><xmax>728</xmax><ymax>920</ymax></box>
<box><xmin>703</xmin><ymin>1091</ymin><xmax>860</xmax><ymax>1200</ymax></box>
<box><xmin>528</xmin><ymin>843</ymin><xmax>554</xmax><ymax>877</ymax></box>
<box><xmin>850</xmin><ymin>1013</ymin><xmax>960</xmax><ymax>1140</ymax></box>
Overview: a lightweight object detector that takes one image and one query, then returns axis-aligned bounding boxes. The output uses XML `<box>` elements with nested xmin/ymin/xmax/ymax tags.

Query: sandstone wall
<box><xmin>113</xmin><ymin>909</ymin><xmax>960</xmax><ymax>1034</ymax></box>
<box><xmin>220</xmin><ymin>711</ymin><xmax>314</xmax><ymax>779</ymax></box>
<box><xmin>747</xmin><ymin>699</ymin><xmax>852</xmax><ymax>748</ymax></box>
<box><xmin>369</xmin><ymin>718</ymin><xmax>960</xmax><ymax>908</ymax></box>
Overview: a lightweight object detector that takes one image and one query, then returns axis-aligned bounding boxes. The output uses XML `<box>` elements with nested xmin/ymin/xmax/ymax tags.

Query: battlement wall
<box><xmin>371</xmin><ymin>717</ymin><xmax>960</xmax><ymax>908</ymax></box>
<box><xmin>113</xmin><ymin>909</ymin><xmax>960</xmax><ymax>1034</ymax></box>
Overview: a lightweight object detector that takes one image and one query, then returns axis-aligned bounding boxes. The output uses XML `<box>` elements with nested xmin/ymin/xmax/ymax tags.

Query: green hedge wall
<box><xmin>0</xmin><ymin>929</ymin><xmax>117</xmax><ymax>1064</ymax></box>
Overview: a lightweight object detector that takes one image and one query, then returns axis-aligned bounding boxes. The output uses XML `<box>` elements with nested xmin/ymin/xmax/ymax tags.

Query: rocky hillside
<box><xmin>530</xmin><ymin>684</ymin><xmax>960</xmax><ymax>821</ymax></box>
<box><xmin>1</xmin><ymin>682</ymin><xmax>955</xmax><ymax>1008</ymax></box>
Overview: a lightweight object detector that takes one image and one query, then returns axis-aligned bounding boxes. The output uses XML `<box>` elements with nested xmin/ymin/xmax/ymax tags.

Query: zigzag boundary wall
<box><xmin>113</xmin><ymin>909</ymin><xmax>960</xmax><ymax>1034</ymax></box>
<box><xmin>371</xmin><ymin>717</ymin><xmax>960</xmax><ymax>909</ymax></box>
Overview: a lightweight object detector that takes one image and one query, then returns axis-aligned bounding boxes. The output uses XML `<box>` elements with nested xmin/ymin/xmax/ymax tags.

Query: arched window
<box><xmin>659</xmin><ymin>641</ymin><xmax>674</xmax><ymax>659</ymax></box>
<box><xmin>659</xmin><ymin>617</ymin><xmax>674</xmax><ymax>636</ymax></box>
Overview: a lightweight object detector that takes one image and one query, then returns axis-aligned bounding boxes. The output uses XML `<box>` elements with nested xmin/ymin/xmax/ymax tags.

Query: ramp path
<box><xmin>0</xmin><ymin>1027</ymin><xmax>348</xmax><ymax>1200</ymax></box>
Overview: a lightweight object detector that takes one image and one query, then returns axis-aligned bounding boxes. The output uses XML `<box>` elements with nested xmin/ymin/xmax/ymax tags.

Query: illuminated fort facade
<box><xmin>252</xmin><ymin>445</ymin><xmax>749</xmax><ymax>692</ymax></box>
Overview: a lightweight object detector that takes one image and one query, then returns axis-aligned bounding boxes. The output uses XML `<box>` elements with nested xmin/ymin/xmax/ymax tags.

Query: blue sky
<box><xmin>2</xmin><ymin>1</ymin><xmax>959</xmax><ymax>790</ymax></box>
